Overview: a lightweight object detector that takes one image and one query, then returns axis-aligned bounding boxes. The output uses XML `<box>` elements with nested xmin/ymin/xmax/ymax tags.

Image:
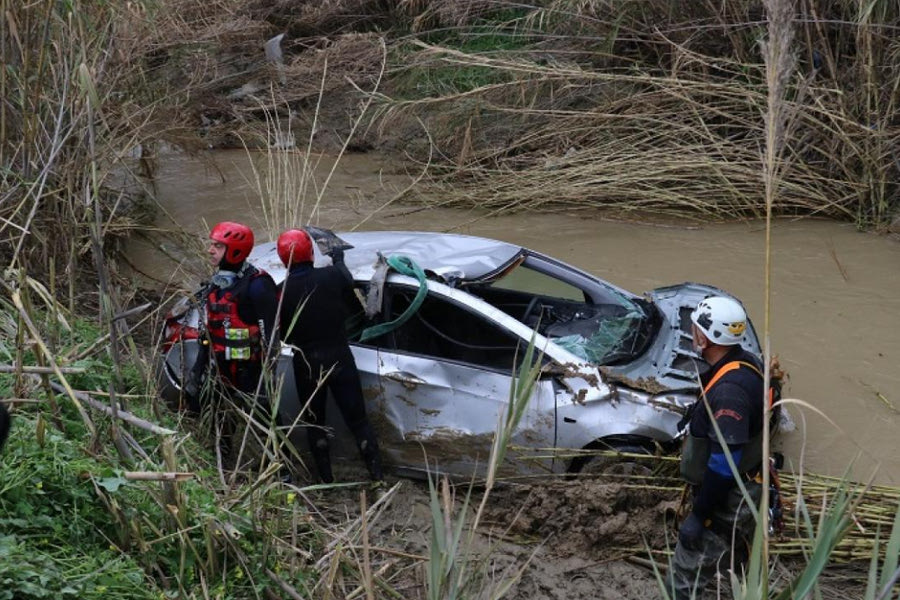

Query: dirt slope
<box><xmin>310</xmin><ymin>464</ymin><xmax>683</xmax><ymax>599</ymax></box>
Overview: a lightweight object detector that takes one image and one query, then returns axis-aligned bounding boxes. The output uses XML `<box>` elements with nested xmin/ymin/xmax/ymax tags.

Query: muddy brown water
<box><xmin>130</xmin><ymin>149</ymin><xmax>900</xmax><ymax>486</ymax></box>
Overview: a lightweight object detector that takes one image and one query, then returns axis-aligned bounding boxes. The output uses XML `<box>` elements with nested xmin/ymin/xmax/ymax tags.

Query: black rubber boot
<box><xmin>359</xmin><ymin>438</ymin><xmax>384</xmax><ymax>482</ymax></box>
<box><xmin>311</xmin><ymin>437</ymin><xmax>334</xmax><ymax>483</ymax></box>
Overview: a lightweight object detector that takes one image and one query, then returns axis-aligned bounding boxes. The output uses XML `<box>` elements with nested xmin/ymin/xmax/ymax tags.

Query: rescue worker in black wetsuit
<box><xmin>667</xmin><ymin>296</ymin><xmax>768</xmax><ymax>600</ymax></box>
<box><xmin>187</xmin><ymin>221</ymin><xmax>279</xmax><ymax>455</ymax></box>
<box><xmin>276</xmin><ymin>229</ymin><xmax>383</xmax><ymax>484</ymax></box>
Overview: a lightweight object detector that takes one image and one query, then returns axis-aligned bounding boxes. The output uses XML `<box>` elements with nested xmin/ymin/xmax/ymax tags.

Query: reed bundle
<box><xmin>375</xmin><ymin>0</ymin><xmax>900</xmax><ymax>227</ymax></box>
<box><xmin>0</xmin><ymin>0</ymin><xmax>201</xmax><ymax>289</ymax></box>
<box><xmin>544</xmin><ymin>450</ymin><xmax>900</xmax><ymax>565</ymax></box>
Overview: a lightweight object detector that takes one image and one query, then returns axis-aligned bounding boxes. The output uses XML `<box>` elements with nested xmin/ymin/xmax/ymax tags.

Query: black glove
<box><xmin>678</xmin><ymin>511</ymin><xmax>706</xmax><ymax>551</ymax></box>
<box><xmin>677</xmin><ymin>402</ymin><xmax>696</xmax><ymax>433</ymax></box>
<box><xmin>327</xmin><ymin>246</ymin><xmax>345</xmax><ymax>263</ymax></box>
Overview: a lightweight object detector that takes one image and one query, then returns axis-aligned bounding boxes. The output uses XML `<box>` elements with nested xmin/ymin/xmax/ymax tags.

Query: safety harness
<box><xmin>702</xmin><ymin>360</ymin><xmax>777</xmax><ymax>409</ymax></box>
<box><xmin>205</xmin><ymin>265</ymin><xmax>271</xmax><ymax>380</ymax></box>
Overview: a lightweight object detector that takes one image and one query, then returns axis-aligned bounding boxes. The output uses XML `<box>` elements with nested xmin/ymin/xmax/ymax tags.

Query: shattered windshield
<box><xmin>474</xmin><ymin>262</ymin><xmax>653</xmax><ymax>365</ymax></box>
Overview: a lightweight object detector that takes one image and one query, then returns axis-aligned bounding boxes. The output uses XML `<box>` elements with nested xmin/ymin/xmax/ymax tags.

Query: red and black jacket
<box><xmin>204</xmin><ymin>265</ymin><xmax>276</xmax><ymax>367</ymax></box>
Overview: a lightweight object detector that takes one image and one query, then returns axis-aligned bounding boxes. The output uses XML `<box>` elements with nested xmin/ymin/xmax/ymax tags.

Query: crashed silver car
<box><xmin>159</xmin><ymin>230</ymin><xmax>761</xmax><ymax>478</ymax></box>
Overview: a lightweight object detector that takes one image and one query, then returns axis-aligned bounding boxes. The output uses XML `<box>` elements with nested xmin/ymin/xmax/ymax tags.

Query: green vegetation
<box><xmin>0</xmin><ymin>308</ymin><xmax>321</xmax><ymax>599</ymax></box>
<box><xmin>392</xmin><ymin>10</ymin><xmax>533</xmax><ymax>98</ymax></box>
<box><xmin>0</xmin><ymin>416</ymin><xmax>155</xmax><ymax>600</ymax></box>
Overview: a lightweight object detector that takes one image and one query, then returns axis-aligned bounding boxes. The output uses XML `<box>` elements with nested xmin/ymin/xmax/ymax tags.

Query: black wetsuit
<box><xmin>692</xmin><ymin>346</ymin><xmax>765</xmax><ymax>468</ymax></box>
<box><xmin>279</xmin><ymin>255</ymin><xmax>382</xmax><ymax>482</ymax></box>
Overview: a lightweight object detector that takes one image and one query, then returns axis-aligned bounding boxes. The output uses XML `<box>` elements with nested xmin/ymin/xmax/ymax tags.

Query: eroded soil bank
<box><xmin>308</xmin><ymin>461</ymin><xmax>859</xmax><ymax>600</ymax></box>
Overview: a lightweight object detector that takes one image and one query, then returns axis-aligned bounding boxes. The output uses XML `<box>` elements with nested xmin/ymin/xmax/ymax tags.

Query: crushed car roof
<box><xmin>248</xmin><ymin>231</ymin><xmax>524</xmax><ymax>284</ymax></box>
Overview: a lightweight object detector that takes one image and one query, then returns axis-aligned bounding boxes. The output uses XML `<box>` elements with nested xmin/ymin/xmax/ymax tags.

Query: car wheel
<box><xmin>570</xmin><ymin>443</ymin><xmax>653</xmax><ymax>478</ymax></box>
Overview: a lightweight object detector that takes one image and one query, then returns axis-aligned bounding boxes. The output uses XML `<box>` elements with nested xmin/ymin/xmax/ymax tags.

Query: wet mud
<box><xmin>316</xmin><ymin>468</ymin><xmax>670</xmax><ymax>600</ymax></box>
<box><xmin>486</xmin><ymin>480</ymin><xmax>677</xmax><ymax>556</ymax></box>
<box><xmin>312</xmin><ymin>468</ymin><xmax>859</xmax><ymax>600</ymax></box>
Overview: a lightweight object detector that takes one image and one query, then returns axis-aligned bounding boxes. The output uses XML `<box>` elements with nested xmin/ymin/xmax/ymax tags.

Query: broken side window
<box><xmin>471</xmin><ymin>262</ymin><xmax>648</xmax><ymax>365</ymax></box>
<box><xmin>344</xmin><ymin>283</ymin><xmax>374</xmax><ymax>343</ymax></box>
<box><xmin>383</xmin><ymin>285</ymin><xmax>525</xmax><ymax>374</ymax></box>
<box><xmin>490</xmin><ymin>263</ymin><xmax>587</xmax><ymax>302</ymax></box>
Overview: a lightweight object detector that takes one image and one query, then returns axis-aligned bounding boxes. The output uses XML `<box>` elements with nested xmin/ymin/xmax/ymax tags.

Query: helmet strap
<box><xmin>219</xmin><ymin>258</ymin><xmax>243</xmax><ymax>272</ymax></box>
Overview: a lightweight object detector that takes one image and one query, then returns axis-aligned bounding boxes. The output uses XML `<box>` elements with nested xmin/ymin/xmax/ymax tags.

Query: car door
<box><xmin>369</xmin><ymin>280</ymin><xmax>557</xmax><ymax>478</ymax></box>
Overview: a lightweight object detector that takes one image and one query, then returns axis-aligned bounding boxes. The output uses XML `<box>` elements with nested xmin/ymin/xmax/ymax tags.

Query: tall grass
<box><xmin>46</xmin><ymin>0</ymin><xmax>889</xmax><ymax>227</ymax></box>
<box><xmin>0</xmin><ymin>303</ymin><xmax>325</xmax><ymax>597</ymax></box>
<box><xmin>243</xmin><ymin>37</ymin><xmax>388</xmax><ymax>240</ymax></box>
<box><xmin>34</xmin><ymin>0</ymin><xmax>888</xmax><ymax>227</ymax></box>
<box><xmin>2</xmin><ymin>1</ymin><xmax>171</xmax><ymax>280</ymax></box>
<box><xmin>370</xmin><ymin>0</ymin><xmax>899</xmax><ymax>227</ymax></box>
<box><xmin>0</xmin><ymin>1</ymin><xmax>336</xmax><ymax>597</ymax></box>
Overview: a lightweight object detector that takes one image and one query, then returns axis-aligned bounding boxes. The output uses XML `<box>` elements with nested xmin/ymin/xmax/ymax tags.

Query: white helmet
<box><xmin>690</xmin><ymin>296</ymin><xmax>748</xmax><ymax>346</ymax></box>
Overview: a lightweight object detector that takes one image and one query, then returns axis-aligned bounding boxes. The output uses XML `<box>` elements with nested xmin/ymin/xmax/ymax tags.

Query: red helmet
<box><xmin>210</xmin><ymin>221</ymin><xmax>254</xmax><ymax>264</ymax></box>
<box><xmin>277</xmin><ymin>229</ymin><xmax>314</xmax><ymax>267</ymax></box>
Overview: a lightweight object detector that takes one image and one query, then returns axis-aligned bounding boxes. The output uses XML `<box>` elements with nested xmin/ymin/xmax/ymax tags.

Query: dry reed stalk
<box><xmin>241</xmin><ymin>36</ymin><xmax>386</xmax><ymax>242</ymax></box>
<box><xmin>0</xmin><ymin>364</ymin><xmax>86</xmax><ymax>374</ymax></box>
<box><xmin>42</xmin><ymin>380</ymin><xmax>176</xmax><ymax>435</ymax></box>
<box><xmin>8</xmin><ymin>286</ymin><xmax>97</xmax><ymax>437</ymax></box>
<box><xmin>760</xmin><ymin>0</ymin><xmax>799</xmax><ymax>587</ymax></box>
<box><xmin>373</xmin><ymin>1</ymin><xmax>898</xmax><ymax>225</ymax></box>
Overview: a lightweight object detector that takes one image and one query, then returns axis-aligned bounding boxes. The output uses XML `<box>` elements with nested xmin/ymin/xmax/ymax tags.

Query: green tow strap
<box><xmin>358</xmin><ymin>255</ymin><xmax>427</xmax><ymax>342</ymax></box>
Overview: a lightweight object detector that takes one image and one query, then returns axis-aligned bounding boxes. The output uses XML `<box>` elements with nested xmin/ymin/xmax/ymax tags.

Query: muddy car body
<box><xmin>159</xmin><ymin>230</ymin><xmax>760</xmax><ymax>478</ymax></box>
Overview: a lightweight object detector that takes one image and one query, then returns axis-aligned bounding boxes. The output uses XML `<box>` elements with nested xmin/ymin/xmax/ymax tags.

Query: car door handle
<box><xmin>384</xmin><ymin>371</ymin><xmax>427</xmax><ymax>388</ymax></box>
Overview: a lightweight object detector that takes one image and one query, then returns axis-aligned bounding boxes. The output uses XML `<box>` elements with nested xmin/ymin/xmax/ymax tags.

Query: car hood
<box><xmin>602</xmin><ymin>282</ymin><xmax>761</xmax><ymax>393</ymax></box>
<box><xmin>247</xmin><ymin>230</ymin><xmax>524</xmax><ymax>285</ymax></box>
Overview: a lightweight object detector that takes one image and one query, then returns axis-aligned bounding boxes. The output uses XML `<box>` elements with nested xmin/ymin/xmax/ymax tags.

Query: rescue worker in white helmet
<box><xmin>667</xmin><ymin>296</ymin><xmax>770</xmax><ymax>599</ymax></box>
<box><xmin>186</xmin><ymin>221</ymin><xmax>280</xmax><ymax>457</ymax></box>
<box><xmin>276</xmin><ymin>229</ymin><xmax>383</xmax><ymax>484</ymax></box>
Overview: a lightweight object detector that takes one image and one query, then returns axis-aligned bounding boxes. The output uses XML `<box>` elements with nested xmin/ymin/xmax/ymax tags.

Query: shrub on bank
<box><xmin>0</xmin><ymin>311</ymin><xmax>318</xmax><ymax>599</ymax></box>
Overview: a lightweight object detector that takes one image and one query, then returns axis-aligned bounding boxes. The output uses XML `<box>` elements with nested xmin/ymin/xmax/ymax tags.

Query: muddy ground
<box><xmin>306</xmin><ymin>467</ymin><xmax>669</xmax><ymax>599</ymax></box>
<box><xmin>295</xmin><ymin>463</ymin><xmax>860</xmax><ymax>600</ymax></box>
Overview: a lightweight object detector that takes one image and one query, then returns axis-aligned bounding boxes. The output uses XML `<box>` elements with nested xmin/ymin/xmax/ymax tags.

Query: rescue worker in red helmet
<box><xmin>667</xmin><ymin>296</ymin><xmax>769</xmax><ymax>599</ymax></box>
<box><xmin>277</xmin><ymin>228</ymin><xmax>383</xmax><ymax>484</ymax></box>
<box><xmin>186</xmin><ymin>221</ymin><xmax>279</xmax><ymax>457</ymax></box>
